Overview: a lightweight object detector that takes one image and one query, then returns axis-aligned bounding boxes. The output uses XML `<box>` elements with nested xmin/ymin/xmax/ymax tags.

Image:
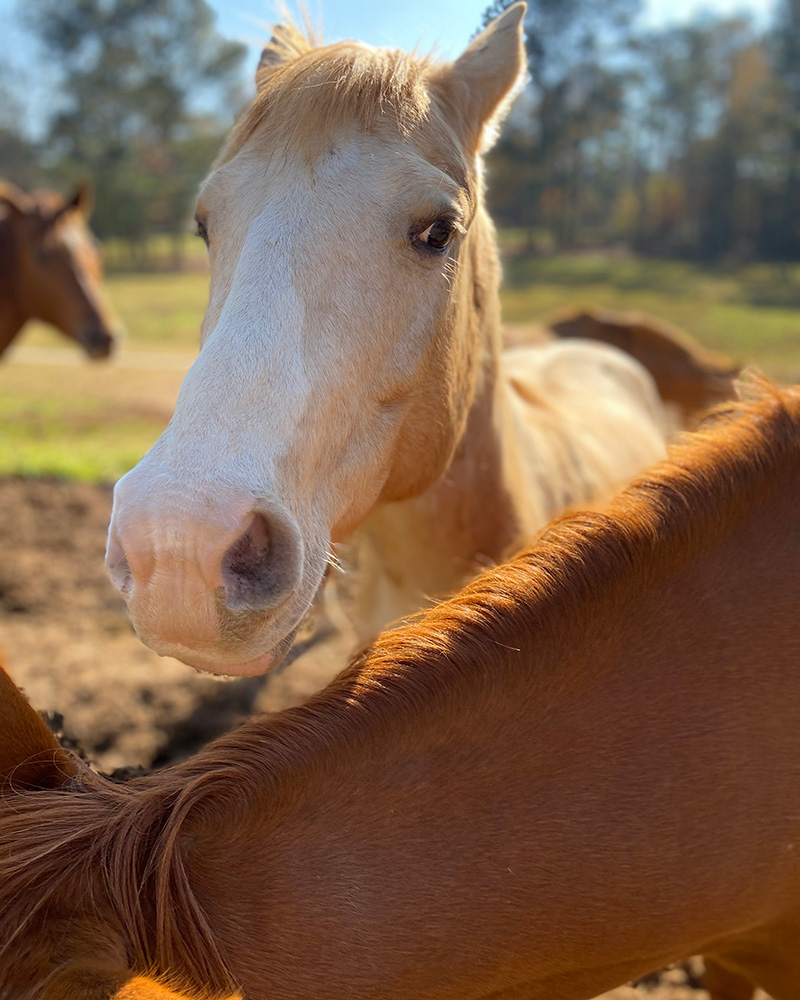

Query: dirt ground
<box><xmin>0</xmin><ymin>476</ymin><xmax>351</xmax><ymax>771</ymax></box>
<box><xmin>0</xmin><ymin>475</ymin><xmax>763</xmax><ymax>999</ymax></box>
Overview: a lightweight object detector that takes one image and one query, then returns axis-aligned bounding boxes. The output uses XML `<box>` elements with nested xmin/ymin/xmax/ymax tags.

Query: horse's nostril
<box><xmin>222</xmin><ymin>513</ymin><xmax>288</xmax><ymax>611</ymax></box>
<box><xmin>82</xmin><ymin>327</ymin><xmax>114</xmax><ymax>358</ymax></box>
<box><xmin>225</xmin><ymin>513</ymin><xmax>270</xmax><ymax>578</ymax></box>
<box><xmin>106</xmin><ymin>540</ymin><xmax>133</xmax><ymax>596</ymax></box>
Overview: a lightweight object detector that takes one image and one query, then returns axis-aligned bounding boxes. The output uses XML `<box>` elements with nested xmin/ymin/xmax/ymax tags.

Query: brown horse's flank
<box><xmin>2</xmin><ymin>378</ymin><xmax>799</xmax><ymax>996</ymax></box>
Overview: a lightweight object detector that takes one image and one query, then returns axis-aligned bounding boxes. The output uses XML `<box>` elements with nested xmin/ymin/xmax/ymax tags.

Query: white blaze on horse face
<box><xmin>181</xmin><ymin>179</ymin><xmax>310</xmax><ymax>492</ymax></box>
<box><xmin>194</xmin><ymin>135</ymin><xmax>462</xmax><ymax>529</ymax></box>
<box><xmin>108</xmin><ymin>134</ymin><xmax>466</xmax><ymax>674</ymax></box>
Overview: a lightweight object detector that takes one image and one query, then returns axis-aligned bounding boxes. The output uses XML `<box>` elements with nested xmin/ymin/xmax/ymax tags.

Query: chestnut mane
<box><xmin>2</xmin><ymin>377</ymin><xmax>799</xmax><ymax>992</ymax></box>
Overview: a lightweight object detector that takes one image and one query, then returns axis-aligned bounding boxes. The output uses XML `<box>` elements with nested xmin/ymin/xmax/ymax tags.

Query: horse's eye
<box><xmin>195</xmin><ymin>219</ymin><xmax>209</xmax><ymax>246</ymax></box>
<box><xmin>417</xmin><ymin>220</ymin><xmax>456</xmax><ymax>252</ymax></box>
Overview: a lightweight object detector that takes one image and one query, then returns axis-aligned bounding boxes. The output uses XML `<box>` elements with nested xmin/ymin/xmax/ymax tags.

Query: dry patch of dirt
<box><xmin>0</xmin><ymin>476</ymin><xmax>345</xmax><ymax>771</ymax></box>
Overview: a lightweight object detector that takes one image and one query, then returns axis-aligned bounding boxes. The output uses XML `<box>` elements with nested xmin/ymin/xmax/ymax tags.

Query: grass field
<box><xmin>502</xmin><ymin>253</ymin><xmax>800</xmax><ymax>376</ymax></box>
<box><xmin>3</xmin><ymin>248</ymin><xmax>800</xmax><ymax>482</ymax></box>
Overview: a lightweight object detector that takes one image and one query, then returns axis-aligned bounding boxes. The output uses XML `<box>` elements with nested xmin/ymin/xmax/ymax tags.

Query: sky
<box><xmin>207</xmin><ymin>0</ymin><xmax>778</xmax><ymax>65</ymax></box>
<box><xmin>0</xmin><ymin>0</ymin><xmax>779</xmax><ymax>138</ymax></box>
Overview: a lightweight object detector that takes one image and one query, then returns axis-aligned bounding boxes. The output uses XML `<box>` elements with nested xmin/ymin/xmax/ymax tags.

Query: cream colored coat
<box><xmin>106</xmin><ymin>4</ymin><xmax>666</xmax><ymax>675</ymax></box>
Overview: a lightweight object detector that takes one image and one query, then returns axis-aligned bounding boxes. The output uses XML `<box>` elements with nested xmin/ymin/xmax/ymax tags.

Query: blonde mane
<box><xmin>217</xmin><ymin>22</ymin><xmax>435</xmax><ymax>167</ymax></box>
<box><xmin>2</xmin><ymin>378</ymin><xmax>799</xmax><ymax>992</ymax></box>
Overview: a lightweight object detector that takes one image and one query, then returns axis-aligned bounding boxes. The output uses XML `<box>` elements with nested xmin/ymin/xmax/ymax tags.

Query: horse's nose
<box><xmin>80</xmin><ymin>324</ymin><xmax>115</xmax><ymax>359</ymax></box>
<box><xmin>106</xmin><ymin>484</ymin><xmax>311</xmax><ymax>672</ymax></box>
<box><xmin>220</xmin><ymin>510</ymin><xmax>303</xmax><ymax>612</ymax></box>
<box><xmin>106</xmin><ymin>501</ymin><xmax>303</xmax><ymax>617</ymax></box>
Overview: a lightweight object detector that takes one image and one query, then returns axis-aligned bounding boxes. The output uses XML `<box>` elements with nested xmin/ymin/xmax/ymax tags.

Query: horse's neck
<box><xmin>348</xmin><ymin>379</ymin><xmax>543</xmax><ymax>631</ymax></box>
<box><xmin>346</xmin><ymin>208</ymin><xmax>543</xmax><ymax>632</ymax></box>
<box><xmin>186</xmin><ymin>455</ymin><xmax>800</xmax><ymax>999</ymax></box>
<box><xmin>346</xmin><ymin>351</ymin><xmax>669</xmax><ymax>638</ymax></box>
<box><xmin>0</xmin><ymin>218</ymin><xmax>26</xmax><ymax>353</ymax></box>
<box><xmin>342</xmin><ymin>210</ymin><xmax>609</xmax><ymax>635</ymax></box>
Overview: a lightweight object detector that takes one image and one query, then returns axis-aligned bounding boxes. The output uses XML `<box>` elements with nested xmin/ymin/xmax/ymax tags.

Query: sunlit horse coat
<box><xmin>106</xmin><ymin>5</ymin><xmax>670</xmax><ymax>676</ymax></box>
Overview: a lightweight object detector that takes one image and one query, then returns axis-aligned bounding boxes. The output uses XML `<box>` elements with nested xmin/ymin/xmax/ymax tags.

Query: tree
<box><xmin>0</xmin><ymin>68</ymin><xmax>49</xmax><ymax>189</ymax></box>
<box><xmin>767</xmin><ymin>0</ymin><xmax>800</xmax><ymax>256</ymax></box>
<box><xmin>482</xmin><ymin>0</ymin><xmax>642</xmax><ymax>249</ymax></box>
<box><xmin>19</xmin><ymin>0</ymin><xmax>247</xmax><ymax>251</ymax></box>
<box><xmin>631</xmin><ymin>16</ymin><xmax>763</xmax><ymax>258</ymax></box>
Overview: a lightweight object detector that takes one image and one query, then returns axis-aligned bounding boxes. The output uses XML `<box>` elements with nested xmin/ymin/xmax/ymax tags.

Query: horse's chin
<box><xmin>176</xmin><ymin>625</ymin><xmax>301</xmax><ymax>678</ymax></box>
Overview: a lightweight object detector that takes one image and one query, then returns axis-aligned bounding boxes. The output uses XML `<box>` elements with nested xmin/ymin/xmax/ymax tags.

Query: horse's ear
<box><xmin>431</xmin><ymin>2</ymin><xmax>527</xmax><ymax>153</ymax></box>
<box><xmin>0</xmin><ymin>180</ymin><xmax>31</xmax><ymax>218</ymax></box>
<box><xmin>0</xmin><ymin>660</ymin><xmax>78</xmax><ymax>792</ymax></box>
<box><xmin>43</xmin><ymin>965</ymin><xmax>241</xmax><ymax>1000</ymax></box>
<box><xmin>67</xmin><ymin>180</ymin><xmax>94</xmax><ymax>220</ymax></box>
<box><xmin>256</xmin><ymin>22</ymin><xmax>312</xmax><ymax>91</ymax></box>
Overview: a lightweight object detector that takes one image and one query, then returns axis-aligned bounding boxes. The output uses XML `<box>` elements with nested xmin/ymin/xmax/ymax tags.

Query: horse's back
<box><xmin>548</xmin><ymin>306</ymin><xmax>739</xmax><ymax>421</ymax></box>
<box><xmin>505</xmin><ymin>338</ymin><xmax>668</xmax><ymax>438</ymax></box>
<box><xmin>503</xmin><ymin>339</ymin><xmax>669</xmax><ymax>511</ymax></box>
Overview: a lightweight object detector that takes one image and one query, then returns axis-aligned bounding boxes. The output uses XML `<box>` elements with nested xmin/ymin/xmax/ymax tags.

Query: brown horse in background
<box><xmin>0</xmin><ymin>180</ymin><xmax>120</xmax><ymax>359</ymax></box>
<box><xmin>2</xmin><ymin>378</ymin><xmax>800</xmax><ymax>1000</ymax></box>
<box><xmin>547</xmin><ymin>305</ymin><xmax>740</xmax><ymax>423</ymax></box>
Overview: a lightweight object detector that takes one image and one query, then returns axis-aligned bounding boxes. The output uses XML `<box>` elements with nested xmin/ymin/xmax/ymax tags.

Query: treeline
<box><xmin>483</xmin><ymin>0</ymin><xmax>800</xmax><ymax>261</ymax></box>
<box><xmin>1</xmin><ymin>0</ymin><xmax>247</xmax><ymax>264</ymax></box>
<box><xmin>3</xmin><ymin>0</ymin><xmax>799</xmax><ymax>264</ymax></box>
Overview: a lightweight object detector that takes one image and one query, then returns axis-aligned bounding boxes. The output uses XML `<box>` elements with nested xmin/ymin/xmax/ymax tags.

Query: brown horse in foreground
<box><xmin>0</xmin><ymin>180</ymin><xmax>120</xmax><ymax>359</ymax></box>
<box><xmin>3</xmin><ymin>379</ymin><xmax>800</xmax><ymax>1000</ymax></box>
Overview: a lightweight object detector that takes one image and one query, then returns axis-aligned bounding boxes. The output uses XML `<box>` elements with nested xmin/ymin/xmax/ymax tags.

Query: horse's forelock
<box><xmin>217</xmin><ymin>32</ymin><xmax>438</xmax><ymax>168</ymax></box>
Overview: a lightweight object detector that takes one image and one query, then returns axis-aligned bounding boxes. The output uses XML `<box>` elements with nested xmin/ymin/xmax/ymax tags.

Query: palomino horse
<box><xmin>3</xmin><ymin>378</ymin><xmax>800</xmax><ymax>999</ymax></box>
<box><xmin>546</xmin><ymin>306</ymin><xmax>739</xmax><ymax>424</ymax></box>
<box><xmin>106</xmin><ymin>4</ymin><xmax>669</xmax><ymax>676</ymax></box>
<box><xmin>0</xmin><ymin>180</ymin><xmax>119</xmax><ymax>359</ymax></box>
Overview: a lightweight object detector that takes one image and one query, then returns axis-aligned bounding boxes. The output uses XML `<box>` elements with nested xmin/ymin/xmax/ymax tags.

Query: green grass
<box><xmin>5</xmin><ymin>248</ymin><xmax>800</xmax><ymax>483</ymax></box>
<box><xmin>0</xmin><ymin>365</ymin><xmax>185</xmax><ymax>482</ymax></box>
<box><xmin>500</xmin><ymin>254</ymin><xmax>800</xmax><ymax>379</ymax></box>
<box><xmin>0</xmin><ymin>399</ymin><xmax>166</xmax><ymax>481</ymax></box>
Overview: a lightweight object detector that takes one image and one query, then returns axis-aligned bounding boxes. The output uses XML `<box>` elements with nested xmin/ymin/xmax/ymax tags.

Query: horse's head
<box><xmin>0</xmin><ymin>181</ymin><xmax>121</xmax><ymax>358</ymax></box>
<box><xmin>0</xmin><ymin>662</ymin><xmax>238</xmax><ymax>1000</ymax></box>
<box><xmin>107</xmin><ymin>5</ymin><xmax>527</xmax><ymax>675</ymax></box>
